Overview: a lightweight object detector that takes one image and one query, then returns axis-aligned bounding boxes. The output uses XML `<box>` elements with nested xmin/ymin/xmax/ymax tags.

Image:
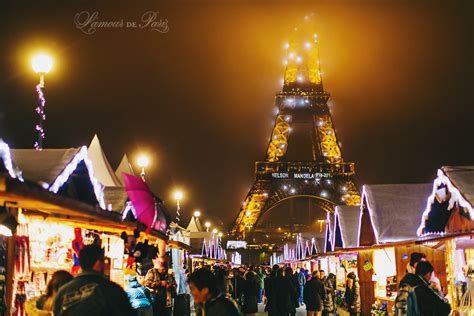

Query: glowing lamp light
<box><xmin>282</xmin><ymin>59</ymin><xmax>288</xmax><ymax>66</ymax></box>
<box><xmin>288</xmin><ymin>52</ymin><xmax>295</xmax><ymax>59</ymax></box>
<box><xmin>137</xmin><ymin>155</ymin><xmax>150</xmax><ymax>168</ymax></box>
<box><xmin>212</xmin><ymin>228</ymin><xmax>218</xmax><ymax>234</ymax></box>
<box><xmin>204</xmin><ymin>221</ymin><xmax>211</xmax><ymax>228</ymax></box>
<box><xmin>245</xmin><ymin>211</ymin><xmax>252</xmax><ymax>217</ymax></box>
<box><xmin>295</xmin><ymin>56</ymin><xmax>303</xmax><ymax>64</ymax></box>
<box><xmin>173</xmin><ymin>190</ymin><xmax>184</xmax><ymax>202</ymax></box>
<box><xmin>283</xmin><ymin>42</ymin><xmax>290</xmax><ymax>50</ymax></box>
<box><xmin>304</xmin><ymin>42</ymin><xmax>312</xmax><ymax>49</ymax></box>
<box><xmin>218</xmin><ymin>232</ymin><xmax>223</xmax><ymax>237</ymax></box>
<box><xmin>31</xmin><ymin>53</ymin><xmax>53</xmax><ymax>74</ymax></box>
<box><xmin>290</xmin><ymin>188</ymin><xmax>296</xmax><ymax>194</ymax></box>
<box><xmin>296</xmin><ymin>75</ymin><xmax>304</xmax><ymax>82</ymax></box>
<box><xmin>193</xmin><ymin>210</ymin><xmax>201</xmax><ymax>217</ymax></box>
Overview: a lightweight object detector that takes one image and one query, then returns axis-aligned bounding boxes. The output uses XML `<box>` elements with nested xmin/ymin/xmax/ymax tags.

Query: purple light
<box><xmin>34</xmin><ymin>83</ymin><xmax>46</xmax><ymax>150</ymax></box>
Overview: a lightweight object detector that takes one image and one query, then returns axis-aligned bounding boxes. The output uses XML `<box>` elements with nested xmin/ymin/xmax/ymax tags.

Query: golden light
<box><xmin>218</xmin><ymin>232</ymin><xmax>223</xmax><ymax>237</ymax></box>
<box><xmin>212</xmin><ymin>228</ymin><xmax>218</xmax><ymax>234</ymax></box>
<box><xmin>204</xmin><ymin>221</ymin><xmax>211</xmax><ymax>228</ymax></box>
<box><xmin>193</xmin><ymin>210</ymin><xmax>201</xmax><ymax>217</ymax></box>
<box><xmin>136</xmin><ymin>154</ymin><xmax>150</xmax><ymax>168</ymax></box>
<box><xmin>245</xmin><ymin>211</ymin><xmax>251</xmax><ymax>217</ymax></box>
<box><xmin>173</xmin><ymin>190</ymin><xmax>184</xmax><ymax>202</ymax></box>
<box><xmin>31</xmin><ymin>53</ymin><xmax>53</xmax><ymax>74</ymax></box>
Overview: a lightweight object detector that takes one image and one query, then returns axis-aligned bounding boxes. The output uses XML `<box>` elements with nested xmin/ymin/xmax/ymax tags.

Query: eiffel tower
<box><xmin>231</xmin><ymin>22</ymin><xmax>360</xmax><ymax>239</ymax></box>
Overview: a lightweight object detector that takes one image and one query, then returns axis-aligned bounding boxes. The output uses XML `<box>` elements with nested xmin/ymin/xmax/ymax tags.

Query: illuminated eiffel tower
<box><xmin>231</xmin><ymin>21</ymin><xmax>360</xmax><ymax>239</ymax></box>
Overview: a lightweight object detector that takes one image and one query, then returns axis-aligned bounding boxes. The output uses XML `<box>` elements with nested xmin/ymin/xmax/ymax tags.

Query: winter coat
<box><xmin>230</xmin><ymin>275</ymin><xmax>246</xmax><ymax>302</ymax></box>
<box><xmin>144</xmin><ymin>269</ymin><xmax>176</xmax><ymax>313</ymax></box>
<box><xmin>323</xmin><ymin>277</ymin><xmax>335</xmax><ymax>312</ymax></box>
<box><xmin>264</xmin><ymin>274</ymin><xmax>278</xmax><ymax>312</ymax></box>
<box><xmin>398</xmin><ymin>273</ymin><xmax>451</xmax><ymax>316</ymax></box>
<box><xmin>25</xmin><ymin>296</ymin><xmax>52</xmax><ymax>316</ymax></box>
<box><xmin>125</xmin><ymin>276</ymin><xmax>154</xmax><ymax>310</ymax></box>
<box><xmin>53</xmin><ymin>271</ymin><xmax>136</xmax><ymax>316</ymax></box>
<box><xmin>344</xmin><ymin>280</ymin><xmax>361</xmax><ymax>313</ymax></box>
<box><xmin>196</xmin><ymin>293</ymin><xmax>242</xmax><ymax>316</ymax></box>
<box><xmin>242</xmin><ymin>279</ymin><xmax>260</xmax><ymax>313</ymax></box>
<box><xmin>275</xmin><ymin>276</ymin><xmax>298</xmax><ymax>313</ymax></box>
<box><xmin>303</xmin><ymin>278</ymin><xmax>326</xmax><ymax>311</ymax></box>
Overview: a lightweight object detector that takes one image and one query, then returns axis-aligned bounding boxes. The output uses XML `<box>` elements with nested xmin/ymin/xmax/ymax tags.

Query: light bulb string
<box><xmin>34</xmin><ymin>83</ymin><xmax>46</xmax><ymax>150</ymax></box>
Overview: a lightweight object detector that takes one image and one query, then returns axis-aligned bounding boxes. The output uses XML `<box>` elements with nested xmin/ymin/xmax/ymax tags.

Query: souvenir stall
<box><xmin>418</xmin><ymin>166</ymin><xmax>474</xmax><ymax>314</ymax></box>
<box><xmin>358</xmin><ymin>183</ymin><xmax>433</xmax><ymax>315</ymax></box>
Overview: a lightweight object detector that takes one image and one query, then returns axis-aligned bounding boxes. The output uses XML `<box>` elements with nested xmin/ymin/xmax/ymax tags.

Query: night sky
<box><xmin>0</xmin><ymin>0</ymin><xmax>473</xmax><ymax>230</ymax></box>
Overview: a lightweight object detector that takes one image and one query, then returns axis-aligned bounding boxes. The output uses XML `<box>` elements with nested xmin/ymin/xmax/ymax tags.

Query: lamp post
<box><xmin>136</xmin><ymin>154</ymin><xmax>150</xmax><ymax>181</ymax></box>
<box><xmin>31</xmin><ymin>53</ymin><xmax>53</xmax><ymax>150</ymax></box>
<box><xmin>204</xmin><ymin>221</ymin><xmax>211</xmax><ymax>232</ymax></box>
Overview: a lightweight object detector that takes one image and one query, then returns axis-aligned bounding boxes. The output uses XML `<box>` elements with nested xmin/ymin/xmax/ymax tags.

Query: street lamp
<box><xmin>31</xmin><ymin>53</ymin><xmax>53</xmax><ymax>150</ymax></box>
<box><xmin>193</xmin><ymin>210</ymin><xmax>201</xmax><ymax>217</ymax></box>
<box><xmin>136</xmin><ymin>154</ymin><xmax>150</xmax><ymax>181</ymax></box>
<box><xmin>212</xmin><ymin>228</ymin><xmax>218</xmax><ymax>235</ymax></box>
<box><xmin>204</xmin><ymin>221</ymin><xmax>211</xmax><ymax>232</ymax></box>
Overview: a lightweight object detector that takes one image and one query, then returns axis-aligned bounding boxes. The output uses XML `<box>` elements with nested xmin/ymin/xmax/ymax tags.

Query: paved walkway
<box><xmin>256</xmin><ymin>303</ymin><xmax>307</xmax><ymax>315</ymax></box>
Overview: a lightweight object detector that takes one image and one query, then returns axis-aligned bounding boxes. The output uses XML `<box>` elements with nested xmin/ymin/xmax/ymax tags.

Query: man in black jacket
<box><xmin>53</xmin><ymin>245</ymin><xmax>135</xmax><ymax>316</ymax></box>
<box><xmin>398</xmin><ymin>261</ymin><xmax>451</xmax><ymax>316</ymax></box>
<box><xmin>188</xmin><ymin>268</ymin><xmax>241</xmax><ymax>316</ymax></box>
<box><xmin>264</xmin><ymin>265</ymin><xmax>279</xmax><ymax>316</ymax></box>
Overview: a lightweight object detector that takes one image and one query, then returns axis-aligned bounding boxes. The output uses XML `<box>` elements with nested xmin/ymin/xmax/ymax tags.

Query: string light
<box><xmin>34</xmin><ymin>83</ymin><xmax>46</xmax><ymax>150</ymax></box>
<box><xmin>49</xmin><ymin>146</ymin><xmax>105</xmax><ymax>209</ymax></box>
<box><xmin>0</xmin><ymin>140</ymin><xmax>23</xmax><ymax>180</ymax></box>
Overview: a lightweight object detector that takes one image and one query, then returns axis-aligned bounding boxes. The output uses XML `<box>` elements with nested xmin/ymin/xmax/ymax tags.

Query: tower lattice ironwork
<box><xmin>231</xmin><ymin>22</ymin><xmax>360</xmax><ymax>239</ymax></box>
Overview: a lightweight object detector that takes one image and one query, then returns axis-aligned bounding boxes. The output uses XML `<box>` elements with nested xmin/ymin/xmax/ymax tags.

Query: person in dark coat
<box><xmin>53</xmin><ymin>245</ymin><xmax>136</xmax><ymax>316</ymax></box>
<box><xmin>322</xmin><ymin>273</ymin><xmax>336</xmax><ymax>316</ymax></box>
<box><xmin>264</xmin><ymin>265</ymin><xmax>280</xmax><ymax>316</ymax></box>
<box><xmin>397</xmin><ymin>261</ymin><xmax>451</xmax><ymax>316</ymax></box>
<box><xmin>230</xmin><ymin>268</ymin><xmax>246</xmax><ymax>306</ymax></box>
<box><xmin>274</xmin><ymin>268</ymin><xmax>298</xmax><ymax>316</ymax></box>
<box><xmin>188</xmin><ymin>268</ymin><xmax>241</xmax><ymax>316</ymax></box>
<box><xmin>285</xmin><ymin>267</ymin><xmax>300</xmax><ymax>315</ymax></box>
<box><xmin>303</xmin><ymin>271</ymin><xmax>326</xmax><ymax>316</ymax></box>
<box><xmin>242</xmin><ymin>271</ymin><xmax>260</xmax><ymax>316</ymax></box>
<box><xmin>344</xmin><ymin>272</ymin><xmax>361</xmax><ymax>316</ymax></box>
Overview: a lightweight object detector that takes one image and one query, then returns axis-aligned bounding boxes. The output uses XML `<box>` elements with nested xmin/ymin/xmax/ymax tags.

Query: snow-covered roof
<box><xmin>11</xmin><ymin>146</ymin><xmax>105</xmax><ymax>209</ymax></box>
<box><xmin>361</xmin><ymin>183</ymin><xmax>432</xmax><ymax>244</ymax></box>
<box><xmin>418</xmin><ymin>166</ymin><xmax>474</xmax><ymax>236</ymax></box>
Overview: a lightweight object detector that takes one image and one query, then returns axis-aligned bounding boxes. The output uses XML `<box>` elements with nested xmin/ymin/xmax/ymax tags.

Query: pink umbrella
<box><xmin>123</xmin><ymin>173</ymin><xmax>169</xmax><ymax>234</ymax></box>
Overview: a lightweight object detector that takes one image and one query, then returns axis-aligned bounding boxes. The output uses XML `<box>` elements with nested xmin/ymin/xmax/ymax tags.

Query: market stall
<box><xmin>418</xmin><ymin>166</ymin><xmax>474</xmax><ymax>313</ymax></box>
<box><xmin>358</xmin><ymin>183</ymin><xmax>433</xmax><ymax>315</ymax></box>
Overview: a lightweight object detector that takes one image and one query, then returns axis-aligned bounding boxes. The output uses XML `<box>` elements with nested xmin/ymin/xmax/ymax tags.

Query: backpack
<box><xmin>395</xmin><ymin>283</ymin><xmax>421</xmax><ymax>316</ymax></box>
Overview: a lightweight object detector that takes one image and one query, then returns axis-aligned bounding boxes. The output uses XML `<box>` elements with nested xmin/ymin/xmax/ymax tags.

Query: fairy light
<box><xmin>417</xmin><ymin>168</ymin><xmax>474</xmax><ymax>236</ymax></box>
<box><xmin>49</xmin><ymin>146</ymin><xmax>105</xmax><ymax>209</ymax></box>
<box><xmin>33</xmin><ymin>84</ymin><xmax>46</xmax><ymax>150</ymax></box>
<box><xmin>0</xmin><ymin>140</ymin><xmax>23</xmax><ymax>180</ymax></box>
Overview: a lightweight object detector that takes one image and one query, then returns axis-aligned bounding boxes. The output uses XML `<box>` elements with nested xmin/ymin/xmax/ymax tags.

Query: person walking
<box><xmin>396</xmin><ymin>261</ymin><xmax>451</xmax><ymax>316</ymax></box>
<box><xmin>344</xmin><ymin>272</ymin><xmax>360</xmax><ymax>316</ymax></box>
<box><xmin>303</xmin><ymin>271</ymin><xmax>326</xmax><ymax>316</ymax></box>
<box><xmin>53</xmin><ymin>245</ymin><xmax>135</xmax><ymax>316</ymax></box>
<box><xmin>242</xmin><ymin>271</ymin><xmax>260</xmax><ymax>316</ymax></box>
<box><xmin>26</xmin><ymin>270</ymin><xmax>73</xmax><ymax>316</ymax></box>
<box><xmin>298</xmin><ymin>268</ymin><xmax>307</xmax><ymax>306</ymax></box>
<box><xmin>188</xmin><ymin>268</ymin><xmax>241</xmax><ymax>316</ymax></box>
<box><xmin>230</xmin><ymin>268</ymin><xmax>245</xmax><ymax>306</ymax></box>
<box><xmin>264</xmin><ymin>265</ymin><xmax>279</xmax><ymax>316</ymax></box>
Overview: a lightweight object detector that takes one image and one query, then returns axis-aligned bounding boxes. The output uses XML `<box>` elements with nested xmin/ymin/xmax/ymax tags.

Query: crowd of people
<box><xmin>23</xmin><ymin>245</ymin><xmax>452</xmax><ymax>316</ymax></box>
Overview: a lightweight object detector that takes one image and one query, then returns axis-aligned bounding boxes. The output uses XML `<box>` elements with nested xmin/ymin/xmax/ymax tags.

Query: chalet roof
<box><xmin>325</xmin><ymin>212</ymin><xmax>336</xmax><ymax>251</ymax></box>
<box><xmin>103</xmin><ymin>186</ymin><xmax>128</xmax><ymax>212</ymax></box>
<box><xmin>0</xmin><ymin>139</ymin><xmax>21</xmax><ymax>179</ymax></box>
<box><xmin>418</xmin><ymin>166</ymin><xmax>474</xmax><ymax>235</ymax></box>
<box><xmin>335</xmin><ymin>205</ymin><xmax>360</xmax><ymax>248</ymax></box>
<box><xmin>88</xmin><ymin>135</ymin><xmax>121</xmax><ymax>187</ymax></box>
<box><xmin>10</xmin><ymin>146</ymin><xmax>105</xmax><ymax>208</ymax></box>
<box><xmin>115</xmin><ymin>154</ymin><xmax>134</xmax><ymax>185</ymax></box>
<box><xmin>187</xmin><ymin>215</ymin><xmax>204</xmax><ymax>233</ymax></box>
<box><xmin>362</xmin><ymin>183</ymin><xmax>432</xmax><ymax>244</ymax></box>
